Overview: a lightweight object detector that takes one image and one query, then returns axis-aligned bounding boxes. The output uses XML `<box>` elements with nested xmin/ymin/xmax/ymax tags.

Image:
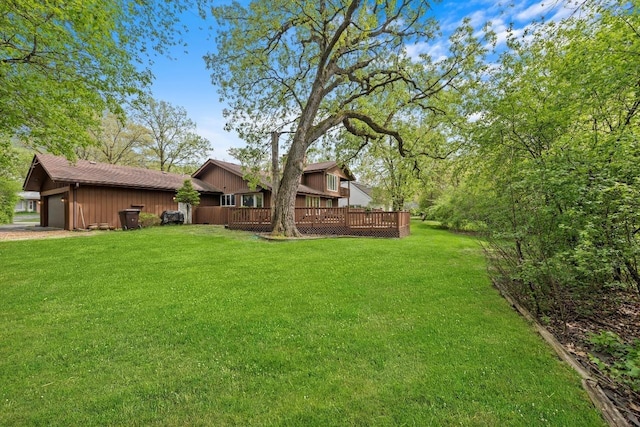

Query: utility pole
<box><xmin>271</xmin><ymin>131</ymin><xmax>280</xmax><ymax>220</ymax></box>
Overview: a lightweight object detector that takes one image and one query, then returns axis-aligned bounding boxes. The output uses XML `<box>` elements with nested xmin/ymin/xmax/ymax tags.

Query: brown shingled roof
<box><xmin>304</xmin><ymin>160</ymin><xmax>356</xmax><ymax>181</ymax></box>
<box><xmin>24</xmin><ymin>154</ymin><xmax>221</xmax><ymax>193</ymax></box>
<box><xmin>304</xmin><ymin>161</ymin><xmax>337</xmax><ymax>173</ymax></box>
<box><xmin>191</xmin><ymin>158</ymin><xmax>355</xmax><ymax>197</ymax></box>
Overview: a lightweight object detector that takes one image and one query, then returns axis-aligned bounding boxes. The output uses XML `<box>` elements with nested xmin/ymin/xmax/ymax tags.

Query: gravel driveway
<box><xmin>0</xmin><ymin>223</ymin><xmax>80</xmax><ymax>241</ymax></box>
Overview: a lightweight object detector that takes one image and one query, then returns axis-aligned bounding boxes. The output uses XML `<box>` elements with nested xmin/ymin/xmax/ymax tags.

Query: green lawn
<box><xmin>0</xmin><ymin>221</ymin><xmax>605</xmax><ymax>426</ymax></box>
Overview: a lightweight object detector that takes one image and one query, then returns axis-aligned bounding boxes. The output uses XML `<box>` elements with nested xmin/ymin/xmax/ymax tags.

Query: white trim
<box><xmin>221</xmin><ymin>194</ymin><xmax>235</xmax><ymax>206</ymax></box>
<box><xmin>241</xmin><ymin>193</ymin><xmax>263</xmax><ymax>208</ymax></box>
<box><xmin>327</xmin><ymin>173</ymin><xmax>338</xmax><ymax>192</ymax></box>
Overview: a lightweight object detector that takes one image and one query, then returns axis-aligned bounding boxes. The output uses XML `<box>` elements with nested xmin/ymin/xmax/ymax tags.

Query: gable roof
<box><xmin>192</xmin><ymin>157</ymin><xmax>364</xmax><ymax>199</ymax></box>
<box><xmin>304</xmin><ymin>161</ymin><xmax>337</xmax><ymax>173</ymax></box>
<box><xmin>193</xmin><ymin>159</ymin><xmax>273</xmax><ymax>190</ymax></box>
<box><xmin>23</xmin><ymin>154</ymin><xmax>221</xmax><ymax>193</ymax></box>
<box><xmin>194</xmin><ymin>159</ymin><xmax>355</xmax><ymax>184</ymax></box>
<box><xmin>304</xmin><ymin>161</ymin><xmax>356</xmax><ymax>180</ymax></box>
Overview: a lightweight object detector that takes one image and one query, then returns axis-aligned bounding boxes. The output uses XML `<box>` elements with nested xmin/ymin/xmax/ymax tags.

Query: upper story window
<box><xmin>327</xmin><ymin>174</ymin><xmax>338</xmax><ymax>192</ymax></box>
<box><xmin>241</xmin><ymin>193</ymin><xmax>263</xmax><ymax>208</ymax></box>
<box><xmin>221</xmin><ymin>194</ymin><xmax>235</xmax><ymax>206</ymax></box>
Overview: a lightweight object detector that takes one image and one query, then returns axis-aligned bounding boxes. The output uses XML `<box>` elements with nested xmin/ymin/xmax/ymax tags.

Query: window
<box><xmin>305</xmin><ymin>196</ymin><xmax>320</xmax><ymax>207</ymax></box>
<box><xmin>241</xmin><ymin>193</ymin><xmax>263</xmax><ymax>208</ymax></box>
<box><xmin>327</xmin><ymin>174</ymin><xmax>338</xmax><ymax>192</ymax></box>
<box><xmin>326</xmin><ymin>199</ymin><xmax>333</xmax><ymax>208</ymax></box>
<box><xmin>221</xmin><ymin>194</ymin><xmax>235</xmax><ymax>206</ymax></box>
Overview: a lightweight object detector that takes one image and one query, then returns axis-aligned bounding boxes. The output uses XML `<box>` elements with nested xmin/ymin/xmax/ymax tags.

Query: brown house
<box><xmin>193</xmin><ymin>158</ymin><xmax>352</xmax><ymax>203</ymax></box>
<box><xmin>23</xmin><ymin>154</ymin><xmax>355</xmax><ymax>230</ymax></box>
<box><xmin>23</xmin><ymin>154</ymin><xmax>220</xmax><ymax>230</ymax></box>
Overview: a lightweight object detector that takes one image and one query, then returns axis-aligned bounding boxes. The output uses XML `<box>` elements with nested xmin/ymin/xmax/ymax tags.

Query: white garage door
<box><xmin>48</xmin><ymin>195</ymin><xmax>66</xmax><ymax>228</ymax></box>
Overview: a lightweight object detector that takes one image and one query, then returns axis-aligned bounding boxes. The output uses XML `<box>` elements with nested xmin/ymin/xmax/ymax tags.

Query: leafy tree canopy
<box><xmin>133</xmin><ymin>98</ymin><xmax>212</xmax><ymax>172</ymax></box>
<box><xmin>0</xmin><ymin>0</ymin><xmax>202</xmax><ymax>159</ymax></box>
<box><xmin>207</xmin><ymin>0</ymin><xmax>488</xmax><ymax>235</ymax></box>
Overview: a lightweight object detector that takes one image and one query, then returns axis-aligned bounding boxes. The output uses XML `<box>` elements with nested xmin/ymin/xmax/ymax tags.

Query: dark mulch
<box><xmin>547</xmin><ymin>290</ymin><xmax>640</xmax><ymax>426</ymax></box>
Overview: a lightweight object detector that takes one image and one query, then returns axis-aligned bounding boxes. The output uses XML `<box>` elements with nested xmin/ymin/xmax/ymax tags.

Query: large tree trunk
<box><xmin>270</xmin><ymin>61</ymin><xmax>326</xmax><ymax>236</ymax></box>
<box><xmin>271</xmin><ymin>138</ymin><xmax>307</xmax><ymax>237</ymax></box>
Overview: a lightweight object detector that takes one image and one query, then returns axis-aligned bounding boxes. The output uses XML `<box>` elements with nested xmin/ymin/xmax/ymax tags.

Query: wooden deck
<box><xmin>221</xmin><ymin>207</ymin><xmax>410</xmax><ymax>238</ymax></box>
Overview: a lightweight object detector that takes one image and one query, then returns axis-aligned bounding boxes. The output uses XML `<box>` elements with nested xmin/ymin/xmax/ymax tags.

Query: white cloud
<box><xmin>514</xmin><ymin>1</ymin><xmax>575</xmax><ymax>24</ymax></box>
<box><xmin>406</xmin><ymin>40</ymin><xmax>449</xmax><ymax>62</ymax></box>
<box><xmin>514</xmin><ymin>2</ymin><xmax>551</xmax><ymax>22</ymax></box>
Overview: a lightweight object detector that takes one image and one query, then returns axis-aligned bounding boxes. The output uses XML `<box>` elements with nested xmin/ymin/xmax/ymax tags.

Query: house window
<box><xmin>326</xmin><ymin>199</ymin><xmax>333</xmax><ymax>208</ymax></box>
<box><xmin>327</xmin><ymin>174</ymin><xmax>338</xmax><ymax>192</ymax></box>
<box><xmin>305</xmin><ymin>196</ymin><xmax>320</xmax><ymax>207</ymax></box>
<box><xmin>241</xmin><ymin>193</ymin><xmax>263</xmax><ymax>208</ymax></box>
<box><xmin>221</xmin><ymin>194</ymin><xmax>235</xmax><ymax>206</ymax></box>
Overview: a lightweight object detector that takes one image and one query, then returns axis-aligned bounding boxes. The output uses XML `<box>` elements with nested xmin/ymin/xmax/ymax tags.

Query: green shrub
<box><xmin>588</xmin><ymin>331</ymin><xmax>640</xmax><ymax>392</ymax></box>
<box><xmin>0</xmin><ymin>179</ymin><xmax>20</xmax><ymax>225</ymax></box>
<box><xmin>139</xmin><ymin>212</ymin><xmax>160</xmax><ymax>228</ymax></box>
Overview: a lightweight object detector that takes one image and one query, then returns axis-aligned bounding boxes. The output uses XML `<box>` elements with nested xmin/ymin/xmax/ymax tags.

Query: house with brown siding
<box><xmin>23</xmin><ymin>154</ymin><xmax>356</xmax><ymax>230</ymax></box>
<box><xmin>190</xmin><ymin>159</ymin><xmax>355</xmax><ymax>224</ymax></box>
<box><xmin>23</xmin><ymin>154</ymin><xmax>220</xmax><ymax>230</ymax></box>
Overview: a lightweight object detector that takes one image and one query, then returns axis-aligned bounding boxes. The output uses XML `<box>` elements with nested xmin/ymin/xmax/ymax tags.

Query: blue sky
<box><xmin>148</xmin><ymin>0</ymin><xmax>574</xmax><ymax>162</ymax></box>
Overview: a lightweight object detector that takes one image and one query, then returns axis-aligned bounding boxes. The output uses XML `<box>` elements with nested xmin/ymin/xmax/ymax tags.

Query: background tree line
<box><xmin>75</xmin><ymin>98</ymin><xmax>211</xmax><ymax>174</ymax></box>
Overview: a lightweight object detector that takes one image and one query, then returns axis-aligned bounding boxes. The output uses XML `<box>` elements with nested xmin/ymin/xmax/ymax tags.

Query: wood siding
<box><xmin>197</xmin><ymin>165</ymin><xmax>253</xmax><ymax>194</ymax></box>
<box><xmin>326</xmin><ymin>165</ymin><xmax>351</xmax><ymax>181</ymax></box>
<box><xmin>75</xmin><ymin>186</ymin><xmax>178</xmax><ymax>229</ymax></box>
<box><xmin>302</xmin><ymin>169</ymin><xmax>344</xmax><ymax>197</ymax></box>
<box><xmin>303</xmin><ymin>172</ymin><xmax>325</xmax><ymax>192</ymax></box>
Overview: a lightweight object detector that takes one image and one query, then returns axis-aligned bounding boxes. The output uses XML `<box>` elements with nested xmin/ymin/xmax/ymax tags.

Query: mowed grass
<box><xmin>0</xmin><ymin>222</ymin><xmax>604</xmax><ymax>426</ymax></box>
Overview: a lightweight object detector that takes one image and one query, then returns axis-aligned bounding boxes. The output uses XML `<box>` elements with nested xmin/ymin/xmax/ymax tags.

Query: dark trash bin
<box><xmin>160</xmin><ymin>210</ymin><xmax>184</xmax><ymax>225</ymax></box>
<box><xmin>119</xmin><ymin>209</ymin><xmax>141</xmax><ymax>230</ymax></box>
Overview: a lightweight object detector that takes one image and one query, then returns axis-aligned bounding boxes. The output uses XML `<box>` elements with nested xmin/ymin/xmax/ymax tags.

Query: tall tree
<box><xmin>0</xmin><ymin>0</ymin><xmax>200</xmax><ymax>159</ymax></box>
<box><xmin>76</xmin><ymin>112</ymin><xmax>149</xmax><ymax>166</ymax></box>
<box><xmin>133</xmin><ymin>98</ymin><xmax>212</xmax><ymax>172</ymax></box>
<box><xmin>208</xmin><ymin>0</ymin><xmax>486</xmax><ymax>236</ymax></box>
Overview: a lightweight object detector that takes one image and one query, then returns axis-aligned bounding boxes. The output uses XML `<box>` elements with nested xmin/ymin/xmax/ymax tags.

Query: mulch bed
<box><xmin>547</xmin><ymin>291</ymin><xmax>640</xmax><ymax>426</ymax></box>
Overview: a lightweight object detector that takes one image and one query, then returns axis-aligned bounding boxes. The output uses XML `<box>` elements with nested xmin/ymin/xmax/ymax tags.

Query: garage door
<box><xmin>48</xmin><ymin>194</ymin><xmax>66</xmax><ymax>229</ymax></box>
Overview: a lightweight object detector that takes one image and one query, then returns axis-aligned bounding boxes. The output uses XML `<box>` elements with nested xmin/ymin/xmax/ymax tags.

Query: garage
<box><xmin>47</xmin><ymin>194</ymin><xmax>66</xmax><ymax>229</ymax></box>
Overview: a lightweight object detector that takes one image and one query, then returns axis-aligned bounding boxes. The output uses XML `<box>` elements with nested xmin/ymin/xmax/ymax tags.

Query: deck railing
<box><xmin>222</xmin><ymin>207</ymin><xmax>410</xmax><ymax>238</ymax></box>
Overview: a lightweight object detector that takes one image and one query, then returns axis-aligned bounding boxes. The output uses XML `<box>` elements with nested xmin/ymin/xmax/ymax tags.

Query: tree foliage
<box><xmin>76</xmin><ymin>112</ymin><xmax>150</xmax><ymax>166</ymax></box>
<box><xmin>175</xmin><ymin>179</ymin><xmax>200</xmax><ymax>207</ymax></box>
<box><xmin>208</xmin><ymin>0</ymin><xmax>487</xmax><ymax>236</ymax></box>
<box><xmin>0</xmin><ymin>134</ymin><xmax>22</xmax><ymax>224</ymax></box>
<box><xmin>175</xmin><ymin>179</ymin><xmax>200</xmax><ymax>225</ymax></box>
<box><xmin>0</xmin><ymin>0</ymin><xmax>200</xmax><ymax>159</ymax></box>
<box><xmin>133</xmin><ymin>98</ymin><xmax>212</xmax><ymax>172</ymax></box>
<box><xmin>433</xmin><ymin>0</ymin><xmax>640</xmax><ymax>318</ymax></box>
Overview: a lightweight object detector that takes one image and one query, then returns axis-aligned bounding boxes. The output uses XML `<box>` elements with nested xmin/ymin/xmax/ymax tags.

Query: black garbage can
<box><xmin>119</xmin><ymin>209</ymin><xmax>141</xmax><ymax>230</ymax></box>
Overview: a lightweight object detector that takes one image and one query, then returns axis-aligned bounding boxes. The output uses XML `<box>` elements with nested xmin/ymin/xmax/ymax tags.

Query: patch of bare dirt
<box><xmin>0</xmin><ymin>229</ymin><xmax>95</xmax><ymax>241</ymax></box>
